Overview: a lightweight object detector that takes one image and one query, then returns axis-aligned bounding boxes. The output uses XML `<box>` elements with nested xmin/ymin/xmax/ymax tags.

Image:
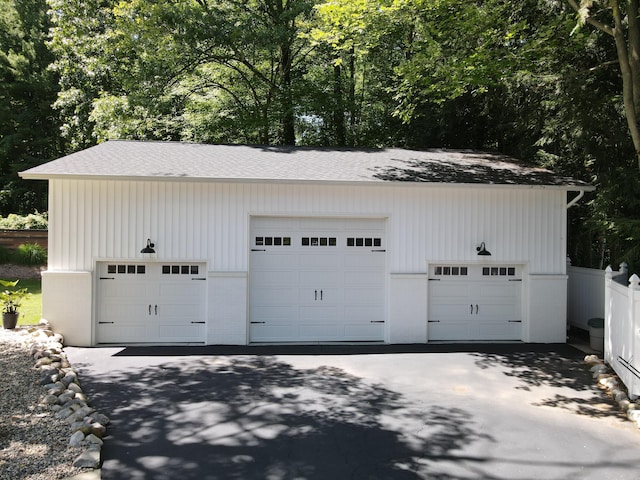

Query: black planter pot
<box><xmin>2</xmin><ymin>312</ymin><xmax>19</xmax><ymax>330</ymax></box>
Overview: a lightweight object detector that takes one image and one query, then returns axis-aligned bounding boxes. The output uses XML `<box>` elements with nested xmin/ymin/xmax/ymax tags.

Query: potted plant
<box><xmin>0</xmin><ymin>279</ymin><xmax>30</xmax><ymax>330</ymax></box>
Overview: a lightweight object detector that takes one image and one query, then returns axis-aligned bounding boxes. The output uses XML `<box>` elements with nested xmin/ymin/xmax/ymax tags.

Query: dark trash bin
<box><xmin>587</xmin><ymin>317</ymin><xmax>604</xmax><ymax>352</ymax></box>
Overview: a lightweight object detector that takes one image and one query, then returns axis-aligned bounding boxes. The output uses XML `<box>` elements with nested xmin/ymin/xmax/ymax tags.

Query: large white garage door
<box><xmin>428</xmin><ymin>265</ymin><xmax>522</xmax><ymax>341</ymax></box>
<box><xmin>250</xmin><ymin>217</ymin><xmax>386</xmax><ymax>343</ymax></box>
<box><xmin>96</xmin><ymin>262</ymin><xmax>207</xmax><ymax>344</ymax></box>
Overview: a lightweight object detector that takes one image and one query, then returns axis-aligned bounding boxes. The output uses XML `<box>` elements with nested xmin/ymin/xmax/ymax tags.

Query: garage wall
<box><xmin>46</xmin><ymin>179</ymin><xmax>568</xmax><ymax>345</ymax></box>
<box><xmin>47</xmin><ymin>179</ymin><xmax>567</xmax><ymax>275</ymax></box>
<box><xmin>41</xmin><ymin>271</ymin><xmax>92</xmax><ymax>346</ymax></box>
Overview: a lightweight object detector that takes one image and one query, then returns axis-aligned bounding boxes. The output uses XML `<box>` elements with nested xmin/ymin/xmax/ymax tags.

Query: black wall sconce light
<box><xmin>476</xmin><ymin>242</ymin><xmax>491</xmax><ymax>256</ymax></box>
<box><xmin>141</xmin><ymin>239</ymin><xmax>155</xmax><ymax>254</ymax></box>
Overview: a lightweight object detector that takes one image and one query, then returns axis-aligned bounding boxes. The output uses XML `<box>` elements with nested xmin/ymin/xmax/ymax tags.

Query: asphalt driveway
<box><xmin>65</xmin><ymin>344</ymin><xmax>640</xmax><ymax>480</ymax></box>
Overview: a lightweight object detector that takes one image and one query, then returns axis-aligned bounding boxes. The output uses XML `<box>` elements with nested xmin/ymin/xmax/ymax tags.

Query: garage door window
<box><xmin>434</xmin><ymin>266</ymin><xmax>468</xmax><ymax>276</ymax></box>
<box><xmin>302</xmin><ymin>237</ymin><xmax>337</xmax><ymax>246</ymax></box>
<box><xmin>162</xmin><ymin>265</ymin><xmax>200</xmax><ymax>275</ymax></box>
<box><xmin>107</xmin><ymin>264</ymin><xmax>146</xmax><ymax>275</ymax></box>
<box><xmin>482</xmin><ymin>267</ymin><xmax>517</xmax><ymax>276</ymax></box>
<box><xmin>256</xmin><ymin>236</ymin><xmax>291</xmax><ymax>246</ymax></box>
<box><xmin>347</xmin><ymin>237</ymin><xmax>382</xmax><ymax>247</ymax></box>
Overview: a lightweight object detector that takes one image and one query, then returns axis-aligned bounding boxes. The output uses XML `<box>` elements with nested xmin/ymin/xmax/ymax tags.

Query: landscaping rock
<box><xmin>43</xmin><ymin>394</ymin><xmax>59</xmax><ymax>405</ymax></box>
<box><xmin>62</xmin><ymin>371</ymin><xmax>78</xmax><ymax>386</ymax></box>
<box><xmin>84</xmin><ymin>434</ymin><xmax>103</xmax><ymax>446</ymax></box>
<box><xmin>584</xmin><ymin>354</ymin><xmax>602</xmax><ymax>365</ymax></box>
<box><xmin>71</xmin><ymin>419</ymin><xmax>93</xmax><ymax>435</ymax></box>
<box><xmin>0</xmin><ymin>323</ymin><xmax>109</xmax><ymax>476</ymax></box>
<box><xmin>89</xmin><ymin>422</ymin><xmax>107</xmax><ymax>438</ymax></box>
<box><xmin>599</xmin><ymin>376</ymin><xmax>619</xmax><ymax>389</ymax></box>
<box><xmin>90</xmin><ymin>412</ymin><xmax>110</xmax><ymax>426</ymax></box>
<box><xmin>68</xmin><ymin>382</ymin><xmax>82</xmax><ymax>394</ymax></box>
<box><xmin>58</xmin><ymin>391</ymin><xmax>76</xmax><ymax>404</ymax></box>
<box><xmin>69</xmin><ymin>431</ymin><xmax>85</xmax><ymax>447</ymax></box>
<box><xmin>56</xmin><ymin>407</ymin><xmax>75</xmax><ymax>420</ymax></box>
<box><xmin>73</xmin><ymin>449</ymin><xmax>101</xmax><ymax>469</ymax></box>
<box><xmin>628</xmin><ymin>409</ymin><xmax>640</xmax><ymax>422</ymax></box>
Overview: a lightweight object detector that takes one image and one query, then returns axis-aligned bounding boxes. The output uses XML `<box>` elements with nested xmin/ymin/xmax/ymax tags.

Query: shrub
<box><xmin>0</xmin><ymin>245</ymin><xmax>11</xmax><ymax>263</ymax></box>
<box><xmin>13</xmin><ymin>243</ymin><xmax>47</xmax><ymax>265</ymax></box>
<box><xmin>0</xmin><ymin>212</ymin><xmax>48</xmax><ymax>230</ymax></box>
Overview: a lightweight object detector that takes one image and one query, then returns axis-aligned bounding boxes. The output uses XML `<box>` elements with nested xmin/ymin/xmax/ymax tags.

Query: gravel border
<box><xmin>0</xmin><ymin>323</ymin><xmax>106</xmax><ymax>479</ymax></box>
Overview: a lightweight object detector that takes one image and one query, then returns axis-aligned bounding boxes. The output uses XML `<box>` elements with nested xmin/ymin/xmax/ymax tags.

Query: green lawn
<box><xmin>9</xmin><ymin>279</ymin><xmax>42</xmax><ymax>326</ymax></box>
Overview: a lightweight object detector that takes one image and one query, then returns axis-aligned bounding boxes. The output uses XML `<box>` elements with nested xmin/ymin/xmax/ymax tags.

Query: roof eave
<box><xmin>19</xmin><ymin>171</ymin><xmax>595</xmax><ymax>191</ymax></box>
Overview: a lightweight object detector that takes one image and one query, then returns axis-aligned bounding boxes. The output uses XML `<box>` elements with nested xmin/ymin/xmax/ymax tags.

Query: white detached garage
<box><xmin>20</xmin><ymin>140</ymin><xmax>593</xmax><ymax>346</ymax></box>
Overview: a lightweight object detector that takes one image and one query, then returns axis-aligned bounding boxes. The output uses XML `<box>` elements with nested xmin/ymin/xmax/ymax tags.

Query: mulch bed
<box><xmin>0</xmin><ymin>264</ymin><xmax>44</xmax><ymax>280</ymax></box>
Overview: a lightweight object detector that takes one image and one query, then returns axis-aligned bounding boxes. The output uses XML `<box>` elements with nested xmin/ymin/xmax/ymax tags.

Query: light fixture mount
<box><xmin>476</xmin><ymin>241</ymin><xmax>491</xmax><ymax>256</ymax></box>
<box><xmin>141</xmin><ymin>239</ymin><xmax>155</xmax><ymax>254</ymax></box>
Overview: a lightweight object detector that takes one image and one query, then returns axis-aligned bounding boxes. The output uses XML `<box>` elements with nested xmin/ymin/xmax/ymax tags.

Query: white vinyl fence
<box><xmin>605</xmin><ymin>267</ymin><xmax>640</xmax><ymax>399</ymax></box>
<box><xmin>567</xmin><ymin>263</ymin><xmax>607</xmax><ymax>330</ymax></box>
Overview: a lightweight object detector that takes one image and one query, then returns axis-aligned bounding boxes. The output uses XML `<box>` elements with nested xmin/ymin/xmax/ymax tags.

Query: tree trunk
<box><xmin>279</xmin><ymin>42</ymin><xmax>295</xmax><ymax>145</ymax></box>
<box><xmin>333</xmin><ymin>62</ymin><xmax>346</xmax><ymax>146</ymax></box>
<box><xmin>611</xmin><ymin>1</ymin><xmax>640</xmax><ymax>170</ymax></box>
<box><xmin>567</xmin><ymin>0</ymin><xmax>640</xmax><ymax>170</ymax></box>
<box><xmin>348</xmin><ymin>47</ymin><xmax>356</xmax><ymax>146</ymax></box>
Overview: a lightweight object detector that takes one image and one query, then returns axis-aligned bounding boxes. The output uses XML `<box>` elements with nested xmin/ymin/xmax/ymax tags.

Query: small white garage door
<box><xmin>428</xmin><ymin>265</ymin><xmax>522</xmax><ymax>341</ymax></box>
<box><xmin>250</xmin><ymin>217</ymin><xmax>386</xmax><ymax>342</ymax></box>
<box><xmin>96</xmin><ymin>262</ymin><xmax>207</xmax><ymax>344</ymax></box>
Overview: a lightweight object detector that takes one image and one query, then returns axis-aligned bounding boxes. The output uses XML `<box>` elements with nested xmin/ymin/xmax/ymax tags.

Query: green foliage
<box><xmin>1</xmin><ymin>0</ymin><xmax>637</xmax><ymax>273</ymax></box>
<box><xmin>49</xmin><ymin>0</ymin><xmax>317</xmax><ymax>146</ymax></box>
<box><xmin>0</xmin><ymin>245</ymin><xmax>11</xmax><ymax>263</ymax></box>
<box><xmin>15</xmin><ymin>278</ymin><xmax>41</xmax><ymax>325</ymax></box>
<box><xmin>0</xmin><ymin>212</ymin><xmax>48</xmax><ymax>230</ymax></box>
<box><xmin>0</xmin><ymin>0</ymin><xmax>58</xmax><ymax>215</ymax></box>
<box><xmin>13</xmin><ymin>243</ymin><xmax>47</xmax><ymax>265</ymax></box>
<box><xmin>0</xmin><ymin>279</ymin><xmax>30</xmax><ymax>314</ymax></box>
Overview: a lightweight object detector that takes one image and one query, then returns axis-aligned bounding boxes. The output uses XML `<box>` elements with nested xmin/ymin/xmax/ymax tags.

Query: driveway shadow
<box><xmin>82</xmin><ymin>355</ymin><xmax>492</xmax><ymax>480</ymax></box>
<box><xmin>471</xmin><ymin>349</ymin><xmax>625</xmax><ymax>420</ymax></box>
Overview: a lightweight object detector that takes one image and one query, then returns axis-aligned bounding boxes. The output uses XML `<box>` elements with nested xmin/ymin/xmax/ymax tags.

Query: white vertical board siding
<box><xmin>48</xmin><ymin>180</ymin><xmax>566</xmax><ymax>274</ymax></box>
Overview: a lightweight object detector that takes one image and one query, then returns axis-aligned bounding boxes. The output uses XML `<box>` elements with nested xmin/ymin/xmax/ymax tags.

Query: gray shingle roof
<box><xmin>20</xmin><ymin>140</ymin><xmax>592</xmax><ymax>188</ymax></box>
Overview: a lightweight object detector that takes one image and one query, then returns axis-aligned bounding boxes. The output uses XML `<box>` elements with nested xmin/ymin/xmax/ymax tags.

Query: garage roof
<box><xmin>20</xmin><ymin>140</ymin><xmax>593</xmax><ymax>189</ymax></box>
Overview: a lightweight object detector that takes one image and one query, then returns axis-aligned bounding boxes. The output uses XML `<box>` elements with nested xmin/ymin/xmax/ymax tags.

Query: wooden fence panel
<box><xmin>0</xmin><ymin>230</ymin><xmax>48</xmax><ymax>251</ymax></box>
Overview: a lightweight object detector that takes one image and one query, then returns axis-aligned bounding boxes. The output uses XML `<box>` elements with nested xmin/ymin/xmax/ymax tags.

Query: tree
<box><xmin>49</xmin><ymin>0</ymin><xmax>317</xmax><ymax>146</ymax></box>
<box><xmin>0</xmin><ymin>0</ymin><xmax>58</xmax><ymax>214</ymax></box>
<box><xmin>47</xmin><ymin>0</ymin><xmax>119</xmax><ymax>150</ymax></box>
<box><xmin>567</xmin><ymin>0</ymin><xmax>640</xmax><ymax>171</ymax></box>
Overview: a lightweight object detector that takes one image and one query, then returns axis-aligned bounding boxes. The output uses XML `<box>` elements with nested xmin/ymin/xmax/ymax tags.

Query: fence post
<box><xmin>629</xmin><ymin>274</ymin><xmax>640</xmax><ymax>398</ymax></box>
<box><xmin>604</xmin><ymin>266</ymin><xmax>613</xmax><ymax>364</ymax></box>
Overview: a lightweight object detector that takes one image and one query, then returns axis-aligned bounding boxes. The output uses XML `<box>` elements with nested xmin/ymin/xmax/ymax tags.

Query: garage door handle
<box><xmin>191</xmin><ymin>321</ymin><xmax>205</xmax><ymax>324</ymax></box>
<box><xmin>251</xmin><ymin>249</ymin><xmax>266</xmax><ymax>252</ymax></box>
<box><xmin>251</xmin><ymin>321</ymin><xmax>266</xmax><ymax>324</ymax></box>
<box><xmin>428</xmin><ymin>320</ymin><xmax>440</xmax><ymax>323</ymax></box>
<box><xmin>149</xmin><ymin>304</ymin><xmax>152</xmax><ymax>315</ymax></box>
<box><xmin>508</xmin><ymin>320</ymin><xmax>522</xmax><ymax>323</ymax></box>
<box><xmin>315</xmin><ymin>290</ymin><xmax>318</xmax><ymax>300</ymax></box>
<box><xmin>509</xmin><ymin>279</ymin><xmax>522</xmax><ymax>282</ymax></box>
<box><xmin>192</xmin><ymin>277</ymin><xmax>206</xmax><ymax>281</ymax></box>
<box><xmin>98</xmin><ymin>321</ymin><xmax>114</xmax><ymax>324</ymax></box>
<box><xmin>100</xmin><ymin>277</ymin><xmax>115</xmax><ymax>280</ymax></box>
<box><xmin>371</xmin><ymin>249</ymin><xmax>386</xmax><ymax>252</ymax></box>
<box><xmin>155</xmin><ymin>305</ymin><xmax>158</xmax><ymax>315</ymax></box>
<box><xmin>320</xmin><ymin>290</ymin><xmax>323</xmax><ymax>300</ymax></box>
<box><xmin>370</xmin><ymin>320</ymin><xmax>385</xmax><ymax>323</ymax></box>
<box><xmin>470</xmin><ymin>304</ymin><xmax>473</xmax><ymax>315</ymax></box>
<box><xmin>476</xmin><ymin>304</ymin><xmax>479</xmax><ymax>315</ymax></box>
